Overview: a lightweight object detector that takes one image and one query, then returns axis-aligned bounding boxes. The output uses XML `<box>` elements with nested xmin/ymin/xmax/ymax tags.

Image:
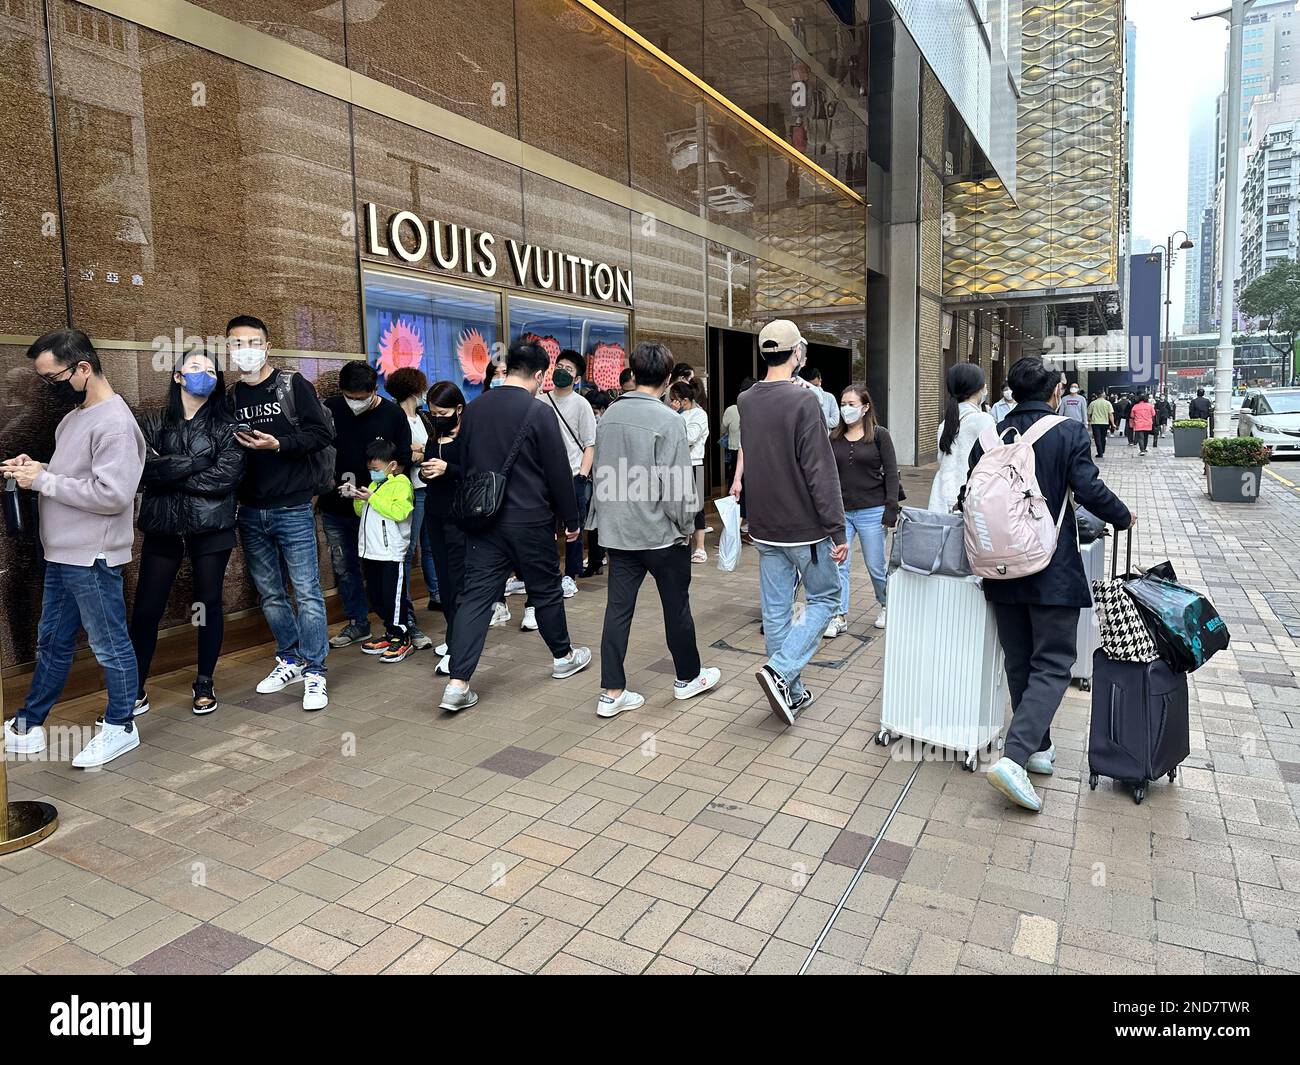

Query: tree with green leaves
<box><xmin>1238</xmin><ymin>260</ymin><xmax>1300</xmax><ymax>360</ymax></box>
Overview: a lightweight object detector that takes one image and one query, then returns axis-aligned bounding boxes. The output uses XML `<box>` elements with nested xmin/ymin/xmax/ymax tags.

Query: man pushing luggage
<box><xmin>961</xmin><ymin>356</ymin><xmax>1133</xmax><ymax>812</ymax></box>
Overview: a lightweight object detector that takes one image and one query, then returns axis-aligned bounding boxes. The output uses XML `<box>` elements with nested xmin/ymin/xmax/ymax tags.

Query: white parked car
<box><xmin>1237</xmin><ymin>388</ymin><xmax>1300</xmax><ymax>456</ymax></box>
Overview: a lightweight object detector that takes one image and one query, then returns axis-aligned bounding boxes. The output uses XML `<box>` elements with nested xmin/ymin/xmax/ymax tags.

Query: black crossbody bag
<box><xmin>452</xmin><ymin>406</ymin><xmax>537</xmax><ymax>531</ymax></box>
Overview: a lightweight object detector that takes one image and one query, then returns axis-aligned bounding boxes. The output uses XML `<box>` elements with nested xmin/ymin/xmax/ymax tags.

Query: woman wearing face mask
<box><xmin>130</xmin><ymin>351</ymin><xmax>246</xmax><ymax>715</ymax></box>
<box><xmin>418</xmin><ymin>381</ymin><xmax>467</xmax><ymax>676</ymax></box>
<box><xmin>669</xmin><ymin>380</ymin><xmax>710</xmax><ymax>562</ymax></box>
<box><xmin>824</xmin><ymin>386</ymin><xmax>898</xmax><ymax>636</ymax></box>
<box><xmin>928</xmin><ymin>362</ymin><xmax>993</xmax><ymax>514</ymax></box>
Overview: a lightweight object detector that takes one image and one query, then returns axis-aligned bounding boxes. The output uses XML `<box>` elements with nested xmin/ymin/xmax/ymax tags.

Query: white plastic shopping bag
<box><xmin>715</xmin><ymin>494</ymin><xmax>741</xmax><ymax>572</ymax></box>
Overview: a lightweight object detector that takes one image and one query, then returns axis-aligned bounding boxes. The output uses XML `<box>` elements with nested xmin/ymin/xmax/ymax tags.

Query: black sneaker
<box><xmin>756</xmin><ymin>665</ymin><xmax>796</xmax><ymax>726</ymax></box>
<box><xmin>192</xmin><ymin>677</ymin><xmax>218</xmax><ymax>716</ymax></box>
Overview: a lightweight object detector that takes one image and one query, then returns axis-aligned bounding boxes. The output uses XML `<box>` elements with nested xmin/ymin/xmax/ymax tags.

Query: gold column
<box><xmin>0</xmin><ymin>654</ymin><xmax>58</xmax><ymax>855</ymax></box>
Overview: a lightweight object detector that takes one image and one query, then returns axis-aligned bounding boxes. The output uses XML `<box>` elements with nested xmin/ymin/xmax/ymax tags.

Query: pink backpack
<box><xmin>962</xmin><ymin>415</ymin><xmax>1071</xmax><ymax>579</ymax></box>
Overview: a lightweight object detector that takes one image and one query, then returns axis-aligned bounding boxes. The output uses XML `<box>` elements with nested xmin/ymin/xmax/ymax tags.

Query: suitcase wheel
<box><xmin>1133</xmin><ymin>782</ymin><xmax>1147</xmax><ymax>805</ymax></box>
<box><xmin>874</xmin><ymin>729</ymin><xmax>892</xmax><ymax>747</ymax></box>
<box><xmin>1167</xmin><ymin>768</ymin><xmax>1177</xmax><ymax>783</ymax></box>
<box><xmin>1079</xmin><ymin>679</ymin><xmax>1091</xmax><ymax>692</ymax></box>
<box><xmin>1088</xmin><ymin>773</ymin><xmax>1099</xmax><ymax>791</ymax></box>
<box><xmin>962</xmin><ymin>752</ymin><xmax>979</xmax><ymax>773</ymax></box>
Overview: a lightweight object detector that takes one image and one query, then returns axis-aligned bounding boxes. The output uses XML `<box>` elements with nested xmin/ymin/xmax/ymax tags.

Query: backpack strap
<box><xmin>274</xmin><ymin>369</ymin><xmax>298</xmax><ymax>425</ymax></box>
<box><xmin>1017</xmin><ymin>413</ymin><xmax>1067</xmax><ymax>447</ymax></box>
<box><xmin>976</xmin><ymin>424</ymin><xmax>1003</xmax><ymax>454</ymax></box>
<box><xmin>500</xmin><ymin>404</ymin><xmax>538</xmax><ymax>480</ymax></box>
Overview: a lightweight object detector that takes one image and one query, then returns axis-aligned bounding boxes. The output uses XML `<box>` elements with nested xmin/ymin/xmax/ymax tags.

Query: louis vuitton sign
<box><xmin>364</xmin><ymin>203</ymin><xmax>633</xmax><ymax>305</ymax></box>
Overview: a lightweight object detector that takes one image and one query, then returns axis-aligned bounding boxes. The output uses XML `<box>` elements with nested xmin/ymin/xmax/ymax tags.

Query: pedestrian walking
<box><xmin>419</xmin><ymin>381</ymin><xmax>467</xmax><ymax>677</ymax></box>
<box><xmin>228</xmin><ymin>314</ymin><xmax>336</xmax><ymax>711</ymax></box>
<box><xmin>1059</xmin><ymin>382</ymin><xmax>1088</xmax><ymax>425</ymax></box>
<box><xmin>587</xmin><ymin>341</ymin><xmax>721</xmax><ymax>718</ymax></box>
<box><xmin>2</xmin><ymin>328</ymin><xmax>146</xmax><ymax>767</ymax></box>
<box><xmin>669</xmin><ymin>380</ymin><xmax>710</xmax><ymax>562</ymax></box>
<box><xmin>928</xmin><ymin>363</ymin><xmax>994</xmax><ymax>513</ymax></box>
<box><xmin>802</xmin><ymin>367</ymin><xmax>841</xmax><ymax>431</ymax></box>
<box><xmin>736</xmin><ymin>320</ymin><xmax>848</xmax><ymax>726</ymax></box>
<box><xmin>439</xmin><ymin>339</ymin><xmax>590</xmax><ymax>713</ymax></box>
<box><xmin>1130</xmin><ymin>393</ymin><xmax>1155</xmax><ymax>454</ymax></box>
<box><xmin>131</xmin><ymin>348</ymin><xmax>245</xmax><ymax>716</ymax></box>
<box><xmin>537</xmin><ymin>349</ymin><xmax>596</xmax><ymax>596</ymax></box>
<box><xmin>968</xmin><ymin>356</ymin><xmax>1133</xmax><ymax>812</ymax></box>
<box><xmin>1087</xmin><ymin>390</ymin><xmax>1114</xmax><ymax>459</ymax></box>
<box><xmin>823</xmin><ymin>384</ymin><xmax>898</xmax><ymax>638</ymax></box>
<box><xmin>991</xmin><ymin>384</ymin><xmax>1016</xmax><ymax>423</ymax></box>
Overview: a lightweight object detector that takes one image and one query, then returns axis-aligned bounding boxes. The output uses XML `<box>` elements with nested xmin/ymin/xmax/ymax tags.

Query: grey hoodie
<box><xmin>586</xmin><ymin>391</ymin><xmax>697</xmax><ymax>550</ymax></box>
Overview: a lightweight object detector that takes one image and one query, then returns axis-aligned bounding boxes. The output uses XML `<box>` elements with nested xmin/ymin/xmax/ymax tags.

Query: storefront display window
<box><xmin>508</xmin><ymin>295</ymin><xmax>630</xmax><ymax>391</ymax></box>
<box><xmin>363</xmin><ymin>269</ymin><xmax>502</xmax><ymax>400</ymax></box>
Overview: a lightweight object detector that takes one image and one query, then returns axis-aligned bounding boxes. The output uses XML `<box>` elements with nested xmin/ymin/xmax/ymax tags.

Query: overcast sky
<box><xmin>1129</xmin><ymin>0</ymin><xmax>1230</xmax><ymax>329</ymax></box>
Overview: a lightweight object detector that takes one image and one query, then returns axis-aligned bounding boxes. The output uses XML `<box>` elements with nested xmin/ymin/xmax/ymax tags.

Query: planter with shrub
<box><xmin>1172</xmin><ymin>418</ymin><xmax>1208</xmax><ymax>457</ymax></box>
<box><xmin>1201</xmin><ymin>436</ymin><xmax>1271</xmax><ymax>503</ymax></box>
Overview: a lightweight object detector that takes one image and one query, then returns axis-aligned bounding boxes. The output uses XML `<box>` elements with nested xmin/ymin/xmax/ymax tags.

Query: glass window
<box><xmin>363</xmin><ymin>270</ymin><xmax>501</xmax><ymax>402</ymax></box>
<box><xmin>508</xmin><ymin>295</ymin><xmax>630</xmax><ymax>392</ymax></box>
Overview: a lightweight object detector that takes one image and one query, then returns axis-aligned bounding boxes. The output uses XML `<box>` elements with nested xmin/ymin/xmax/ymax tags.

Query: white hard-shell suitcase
<box><xmin>1072</xmin><ymin>536</ymin><xmax>1106</xmax><ymax>690</ymax></box>
<box><xmin>875</xmin><ymin>569</ymin><xmax>1008</xmax><ymax>772</ymax></box>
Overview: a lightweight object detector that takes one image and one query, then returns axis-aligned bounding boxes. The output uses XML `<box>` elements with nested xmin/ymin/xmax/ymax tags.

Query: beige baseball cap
<box><xmin>758</xmin><ymin>319</ymin><xmax>803</xmax><ymax>354</ymax></box>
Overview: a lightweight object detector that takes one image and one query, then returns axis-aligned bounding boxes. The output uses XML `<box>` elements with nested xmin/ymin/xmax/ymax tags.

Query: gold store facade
<box><xmin>1</xmin><ymin>0</ymin><xmax>879</xmax><ymax>692</ymax></box>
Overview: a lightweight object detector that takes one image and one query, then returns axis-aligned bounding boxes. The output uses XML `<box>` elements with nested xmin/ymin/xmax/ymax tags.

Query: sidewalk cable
<box><xmin>798</xmin><ymin>761</ymin><xmax>922</xmax><ymax>975</ymax></box>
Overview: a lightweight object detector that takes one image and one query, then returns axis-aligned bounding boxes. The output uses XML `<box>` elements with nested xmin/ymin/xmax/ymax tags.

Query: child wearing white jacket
<box><xmin>343</xmin><ymin>437</ymin><xmax>415</xmax><ymax>663</ymax></box>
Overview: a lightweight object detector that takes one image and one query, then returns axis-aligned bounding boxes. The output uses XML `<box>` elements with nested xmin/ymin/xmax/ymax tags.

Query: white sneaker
<box><xmin>521</xmin><ymin>606</ymin><xmax>538</xmax><ymax>631</ymax></box>
<box><xmin>490</xmin><ymin>602</ymin><xmax>511</xmax><ymax>627</ymax></box>
<box><xmin>435</xmin><ymin>653</ymin><xmax>451</xmax><ymax>676</ymax></box>
<box><xmin>1026</xmin><ymin>743</ymin><xmax>1057</xmax><ymax>776</ymax></box>
<box><xmin>256</xmin><ymin>657</ymin><xmax>305</xmax><ymax>693</ymax></box>
<box><xmin>873</xmin><ymin>608</ymin><xmax>887</xmax><ymax>630</ymax></box>
<box><xmin>302</xmin><ymin>673</ymin><xmax>328</xmax><ymax>712</ymax></box>
<box><xmin>674</xmin><ymin>667</ymin><xmax>721</xmax><ymax>700</ymax></box>
<box><xmin>435</xmin><ymin>642</ymin><xmax>448</xmax><ymax>656</ymax></box>
<box><xmin>552</xmin><ymin>646</ymin><xmax>592</xmax><ymax>679</ymax></box>
<box><xmin>561</xmin><ymin>576</ymin><xmax>578</xmax><ymax>599</ymax></box>
<box><xmin>597</xmin><ymin>690</ymin><xmax>645</xmax><ymax>718</ymax></box>
<box><xmin>824</xmin><ymin>615</ymin><xmax>847</xmax><ymax>638</ymax></box>
<box><xmin>72</xmin><ymin>722</ymin><xmax>139</xmax><ymax>768</ymax></box>
<box><xmin>504</xmin><ymin>578</ymin><xmax>527</xmax><ymax>596</ymax></box>
<box><xmin>439</xmin><ymin>685</ymin><xmax>479</xmax><ymax>712</ymax></box>
<box><xmin>3</xmin><ymin>719</ymin><xmax>46</xmax><ymax>756</ymax></box>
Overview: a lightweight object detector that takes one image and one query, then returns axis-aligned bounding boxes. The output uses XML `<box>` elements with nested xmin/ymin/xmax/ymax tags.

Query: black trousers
<box><xmin>450</xmin><ymin>520</ymin><xmax>571</xmax><ymax>680</ymax></box>
<box><xmin>362</xmin><ymin>558</ymin><xmax>407</xmax><ymax>639</ymax></box>
<box><xmin>427</xmin><ymin>514</ymin><xmax>466</xmax><ymax>648</ymax></box>
<box><xmin>600</xmin><ymin>545</ymin><xmax>701</xmax><ymax>690</ymax></box>
<box><xmin>1092</xmin><ymin>424</ymin><xmax>1108</xmax><ymax>457</ymax></box>
<box><xmin>992</xmin><ymin>602</ymin><xmax>1080</xmax><ymax>767</ymax></box>
<box><xmin>130</xmin><ymin>547</ymin><xmax>231</xmax><ymax>692</ymax></box>
<box><xmin>1136</xmin><ymin>429</ymin><xmax>1150</xmax><ymax>453</ymax></box>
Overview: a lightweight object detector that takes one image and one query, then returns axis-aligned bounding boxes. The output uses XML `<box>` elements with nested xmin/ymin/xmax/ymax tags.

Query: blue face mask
<box><xmin>369</xmin><ymin>469</ymin><xmax>388</xmax><ymax>484</ymax></box>
<box><xmin>180</xmin><ymin>370</ymin><xmax>217</xmax><ymax>397</ymax></box>
<box><xmin>489</xmin><ymin>375</ymin><xmax>504</xmax><ymax>388</ymax></box>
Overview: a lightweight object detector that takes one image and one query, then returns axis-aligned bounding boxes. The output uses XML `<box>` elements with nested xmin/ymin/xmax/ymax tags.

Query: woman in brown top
<box><xmin>824</xmin><ymin>384</ymin><xmax>899</xmax><ymax>637</ymax></box>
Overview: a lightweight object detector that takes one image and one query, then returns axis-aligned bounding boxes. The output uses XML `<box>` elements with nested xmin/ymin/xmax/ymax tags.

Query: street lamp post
<box><xmin>1195</xmin><ymin>0</ymin><xmax>1254</xmax><ymax>436</ymax></box>
<box><xmin>1151</xmin><ymin>233</ymin><xmax>1195</xmax><ymax>396</ymax></box>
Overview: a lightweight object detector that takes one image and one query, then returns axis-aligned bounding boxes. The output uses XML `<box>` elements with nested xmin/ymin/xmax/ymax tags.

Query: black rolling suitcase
<box><xmin>1087</xmin><ymin>529</ymin><xmax>1190</xmax><ymax>804</ymax></box>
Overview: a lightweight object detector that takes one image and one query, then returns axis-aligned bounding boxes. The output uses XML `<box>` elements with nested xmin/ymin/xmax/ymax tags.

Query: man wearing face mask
<box><xmin>321</xmin><ymin>361</ymin><xmax>412</xmax><ymax>650</ymax></box>
<box><xmin>1059</xmin><ymin>381</ymin><xmax>1088</xmax><ymax>425</ymax></box>
<box><xmin>991</xmin><ymin>384</ymin><xmax>1016</xmax><ymax>423</ymax></box>
<box><xmin>439</xmin><ymin>339</ymin><xmax>588</xmax><ymax>713</ymax></box>
<box><xmin>227</xmin><ymin>314</ymin><xmax>336</xmax><ymax>712</ymax></box>
<box><xmin>537</xmin><ymin>349</ymin><xmax>596</xmax><ymax>599</ymax></box>
<box><xmin>2</xmin><ymin>328</ymin><xmax>146</xmax><ymax>768</ymax></box>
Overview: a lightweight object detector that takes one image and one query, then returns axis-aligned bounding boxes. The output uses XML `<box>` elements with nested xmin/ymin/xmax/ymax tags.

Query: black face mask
<box><xmin>552</xmin><ymin>369</ymin><xmax>574</xmax><ymax>390</ymax></box>
<box><xmin>431</xmin><ymin>414</ymin><xmax>457</xmax><ymax>436</ymax></box>
<box><xmin>50</xmin><ymin>370</ymin><xmax>87</xmax><ymax>407</ymax></box>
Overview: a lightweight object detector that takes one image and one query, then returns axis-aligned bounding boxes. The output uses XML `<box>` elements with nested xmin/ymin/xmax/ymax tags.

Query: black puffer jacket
<box><xmin>138</xmin><ymin>405</ymin><xmax>246</xmax><ymax>536</ymax></box>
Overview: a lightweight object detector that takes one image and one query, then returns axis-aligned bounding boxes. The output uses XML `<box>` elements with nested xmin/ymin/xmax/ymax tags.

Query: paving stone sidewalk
<box><xmin>2</xmin><ymin>442</ymin><xmax>1297</xmax><ymax>975</ymax></box>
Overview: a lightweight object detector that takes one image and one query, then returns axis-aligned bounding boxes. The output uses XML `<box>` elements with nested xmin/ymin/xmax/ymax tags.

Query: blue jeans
<box><xmin>15</xmin><ymin>560</ymin><xmax>138</xmax><ymax>729</ymax></box>
<box><xmin>756</xmin><ymin>540</ymin><xmax>840</xmax><ymax>698</ymax></box>
<box><xmin>321</xmin><ymin>511</ymin><xmax>367</xmax><ymax>626</ymax></box>
<box><xmin>239</xmin><ymin>503</ymin><xmax>329</xmax><ymax>674</ymax></box>
<box><xmin>839</xmin><ymin>506</ymin><xmax>888</xmax><ymax>614</ymax></box>
<box><xmin>401</xmin><ymin>489</ymin><xmax>438</xmax><ymax>625</ymax></box>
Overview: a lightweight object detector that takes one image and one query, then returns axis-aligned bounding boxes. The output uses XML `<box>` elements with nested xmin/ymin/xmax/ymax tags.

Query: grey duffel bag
<box><xmin>887</xmin><ymin>506</ymin><xmax>972</xmax><ymax>577</ymax></box>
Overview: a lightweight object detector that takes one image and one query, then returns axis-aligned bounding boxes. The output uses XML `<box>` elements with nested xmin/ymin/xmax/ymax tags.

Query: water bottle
<box><xmin>3</xmin><ymin>475</ymin><xmax>27</xmax><ymax>537</ymax></box>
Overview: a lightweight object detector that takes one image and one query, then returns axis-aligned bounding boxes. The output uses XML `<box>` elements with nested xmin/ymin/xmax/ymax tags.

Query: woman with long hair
<box><xmin>130</xmin><ymin>349</ymin><xmax>246</xmax><ymax>715</ymax></box>
<box><xmin>669</xmin><ymin>380</ymin><xmax>710</xmax><ymax>562</ymax></box>
<box><xmin>418</xmin><ymin>380</ymin><xmax>467</xmax><ymax>676</ymax></box>
<box><xmin>824</xmin><ymin>384</ymin><xmax>899</xmax><ymax>637</ymax></box>
<box><xmin>928</xmin><ymin>362</ymin><xmax>994</xmax><ymax>513</ymax></box>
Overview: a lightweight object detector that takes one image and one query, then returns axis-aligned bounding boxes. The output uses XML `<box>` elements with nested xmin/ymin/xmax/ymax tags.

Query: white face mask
<box><xmin>1069</xmin><ymin>386</ymin><xmax>1079</xmax><ymax>394</ymax></box>
<box><xmin>1002</xmin><ymin>389</ymin><xmax>1012</xmax><ymax>401</ymax></box>
<box><xmin>231</xmin><ymin>347</ymin><xmax>267</xmax><ymax>375</ymax></box>
<box><xmin>345</xmin><ymin>396</ymin><xmax>373</xmax><ymax>415</ymax></box>
<box><xmin>840</xmin><ymin>405</ymin><xmax>864</xmax><ymax>425</ymax></box>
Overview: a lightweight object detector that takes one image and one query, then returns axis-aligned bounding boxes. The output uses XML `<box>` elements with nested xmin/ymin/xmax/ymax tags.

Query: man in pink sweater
<box><xmin>2</xmin><ymin>328</ymin><xmax>146</xmax><ymax>768</ymax></box>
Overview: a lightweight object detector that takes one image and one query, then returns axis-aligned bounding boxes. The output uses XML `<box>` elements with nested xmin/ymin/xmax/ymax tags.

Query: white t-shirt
<box><xmin>408</xmin><ymin>414</ymin><xmax>428</xmax><ymax>490</ymax></box>
<box><xmin>538</xmin><ymin>390</ymin><xmax>597</xmax><ymax>476</ymax></box>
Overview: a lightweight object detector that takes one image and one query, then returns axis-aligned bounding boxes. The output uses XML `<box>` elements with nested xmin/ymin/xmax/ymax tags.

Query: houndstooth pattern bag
<box><xmin>1092</xmin><ymin>578</ymin><xmax>1160</xmax><ymax>663</ymax></box>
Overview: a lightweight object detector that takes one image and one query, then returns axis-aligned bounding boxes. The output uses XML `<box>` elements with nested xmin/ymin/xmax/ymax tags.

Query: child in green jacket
<box><xmin>346</xmin><ymin>438</ymin><xmax>415</xmax><ymax>662</ymax></box>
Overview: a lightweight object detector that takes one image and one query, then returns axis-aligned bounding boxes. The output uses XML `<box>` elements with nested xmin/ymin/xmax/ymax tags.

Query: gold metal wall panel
<box><xmin>943</xmin><ymin>0</ymin><xmax>1123</xmax><ymax>299</ymax></box>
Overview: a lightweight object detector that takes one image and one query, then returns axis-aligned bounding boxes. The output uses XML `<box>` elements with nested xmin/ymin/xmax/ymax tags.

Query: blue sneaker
<box><xmin>1026</xmin><ymin>744</ymin><xmax>1056</xmax><ymax>776</ymax></box>
<box><xmin>986</xmin><ymin>757</ymin><xmax>1043</xmax><ymax>812</ymax></box>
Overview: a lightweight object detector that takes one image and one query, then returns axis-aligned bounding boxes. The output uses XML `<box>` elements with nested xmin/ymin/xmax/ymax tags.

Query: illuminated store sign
<box><xmin>364</xmin><ymin>203</ymin><xmax>633</xmax><ymax>305</ymax></box>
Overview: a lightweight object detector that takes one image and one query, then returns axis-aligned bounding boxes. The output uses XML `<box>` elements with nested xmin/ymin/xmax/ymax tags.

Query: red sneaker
<box><xmin>381</xmin><ymin>640</ymin><xmax>413</xmax><ymax>664</ymax></box>
<box><xmin>361</xmin><ymin>636</ymin><xmax>392</xmax><ymax>655</ymax></box>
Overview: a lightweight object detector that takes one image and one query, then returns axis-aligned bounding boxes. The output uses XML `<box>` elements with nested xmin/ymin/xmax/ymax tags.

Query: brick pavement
<box><xmin>2</xmin><ymin>443</ymin><xmax>1298</xmax><ymax>975</ymax></box>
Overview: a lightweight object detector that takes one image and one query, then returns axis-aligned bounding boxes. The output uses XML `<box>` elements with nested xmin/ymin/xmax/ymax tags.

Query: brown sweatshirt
<box><xmin>737</xmin><ymin>379</ymin><xmax>845</xmax><ymax>546</ymax></box>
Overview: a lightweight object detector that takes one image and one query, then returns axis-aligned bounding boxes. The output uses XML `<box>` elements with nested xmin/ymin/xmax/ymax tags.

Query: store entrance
<box><xmin>805</xmin><ymin>340</ymin><xmax>853</xmax><ymax>404</ymax></box>
<box><xmin>706</xmin><ymin>326</ymin><xmax>757</xmax><ymax>496</ymax></box>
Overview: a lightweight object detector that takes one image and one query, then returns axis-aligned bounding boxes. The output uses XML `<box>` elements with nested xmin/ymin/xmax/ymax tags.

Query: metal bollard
<box><xmin>0</xmin><ymin>737</ymin><xmax>58</xmax><ymax>855</ymax></box>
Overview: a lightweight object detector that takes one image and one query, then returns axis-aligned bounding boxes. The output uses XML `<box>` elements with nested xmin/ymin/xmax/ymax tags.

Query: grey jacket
<box><xmin>586</xmin><ymin>391</ymin><xmax>697</xmax><ymax>550</ymax></box>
